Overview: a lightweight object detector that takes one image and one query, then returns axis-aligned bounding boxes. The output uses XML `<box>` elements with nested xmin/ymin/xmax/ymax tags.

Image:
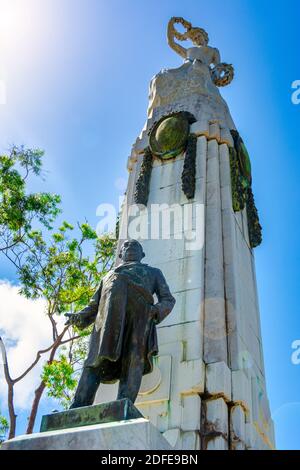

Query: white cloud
<box><xmin>0</xmin><ymin>80</ymin><xmax>6</xmax><ymax>105</ymax></box>
<box><xmin>0</xmin><ymin>280</ymin><xmax>65</xmax><ymax>410</ymax></box>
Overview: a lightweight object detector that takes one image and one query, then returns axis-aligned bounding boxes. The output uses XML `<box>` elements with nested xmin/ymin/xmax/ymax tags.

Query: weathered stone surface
<box><xmin>2</xmin><ymin>418</ymin><xmax>172</xmax><ymax>451</ymax></box>
<box><xmin>181</xmin><ymin>431</ymin><xmax>201</xmax><ymax>450</ymax></box>
<box><xmin>219</xmin><ymin>143</ymin><xmax>231</xmax><ymax>188</ymax></box>
<box><xmin>40</xmin><ymin>399</ymin><xmax>142</xmax><ymax>433</ymax></box>
<box><xmin>163</xmin><ymin>428</ymin><xmax>181</xmax><ymax>448</ymax></box>
<box><xmin>204</xmin><ymin>140</ymin><xmax>227</xmax><ymax>365</ymax></box>
<box><xmin>206</xmin><ymin>436</ymin><xmax>228</xmax><ymax>450</ymax></box>
<box><xmin>205</xmin><ymin>397</ymin><xmax>228</xmax><ymax>437</ymax></box>
<box><xmin>163</xmin><ymin>287</ymin><xmax>203</xmax><ymax>326</ymax></box>
<box><xmin>232</xmin><ymin>370</ymin><xmax>251</xmax><ymax>417</ymax></box>
<box><xmin>135</xmin><ymin>355</ymin><xmax>171</xmax><ymax>405</ymax></box>
<box><xmin>205</xmin><ymin>361</ymin><xmax>231</xmax><ymax>401</ymax></box>
<box><xmin>220</xmin><ymin>127</ymin><xmax>234</xmax><ymax>147</ymax></box>
<box><xmin>245</xmin><ymin>422</ymin><xmax>256</xmax><ymax>449</ymax></box>
<box><xmin>135</xmin><ymin>401</ymin><xmax>169</xmax><ymax>433</ymax></box>
<box><xmin>190</xmin><ymin>119</ymin><xmax>209</xmax><ymax>138</ymax></box>
<box><xmin>230</xmin><ymin>404</ymin><xmax>246</xmax><ymax>448</ymax></box>
<box><xmin>158</xmin><ymin>322</ymin><xmax>204</xmax><ymax>362</ymax></box>
<box><xmin>208</xmin><ymin>122</ymin><xmax>221</xmax><ymax>142</ymax></box>
<box><xmin>181</xmin><ymin>395</ymin><xmax>201</xmax><ymax>431</ymax></box>
<box><xmin>163</xmin><ymin>429</ymin><xmax>201</xmax><ymax>450</ymax></box>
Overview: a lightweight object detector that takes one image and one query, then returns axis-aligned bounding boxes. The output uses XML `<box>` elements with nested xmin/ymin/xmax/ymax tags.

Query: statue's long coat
<box><xmin>77</xmin><ymin>262</ymin><xmax>175</xmax><ymax>383</ymax></box>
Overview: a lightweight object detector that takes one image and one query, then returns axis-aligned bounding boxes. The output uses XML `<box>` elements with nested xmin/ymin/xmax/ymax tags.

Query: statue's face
<box><xmin>120</xmin><ymin>240</ymin><xmax>144</xmax><ymax>262</ymax></box>
<box><xmin>189</xmin><ymin>29</ymin><xmax>208</xmax><ymax>46</ymax></box>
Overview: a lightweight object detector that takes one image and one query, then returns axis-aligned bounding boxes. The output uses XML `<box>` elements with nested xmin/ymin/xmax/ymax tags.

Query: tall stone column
<box><xmin>96</xmin><ymin>18</ymin><xmax>275</xmax><ymax>451</ymax></box>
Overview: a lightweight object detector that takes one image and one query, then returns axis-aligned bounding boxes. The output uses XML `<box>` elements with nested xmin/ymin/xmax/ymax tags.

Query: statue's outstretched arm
<box><xmin>68</xmin><ymin>282</ymin><xmax>102</xmax><ymax>329</ymax></box>
<box><xmin>167</xmin><ymin>17</ymin><xmax>188</xmax><ymax>60</ymax></box>
<box><xmin>80</xmin><ymin>283</ymin><xmax>102</xmax><ymax>327</ymax></box>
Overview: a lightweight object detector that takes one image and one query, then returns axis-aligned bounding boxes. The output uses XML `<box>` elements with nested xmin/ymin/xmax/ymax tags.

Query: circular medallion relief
<box><xmin>149</xmin><ymin>114</ymin><xmax>190</xmax><ymax>160</ymax></box>
<box><xmin>239</xmin><ymin>141</ymin><xmax>252</xmax><ymax>186</ymax></box>
<box><xmin>138</xmin><ymin>365</ymin><xmax>162</xmax><ymax>396</ymax></box>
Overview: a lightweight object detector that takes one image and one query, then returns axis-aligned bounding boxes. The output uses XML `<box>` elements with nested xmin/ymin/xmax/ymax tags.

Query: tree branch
<box><xmin>26</xmin><ymin>326</ymin><xmax>70</xmax><ymax>434</ymax></box>
<box><xmin>12</xmin><ymin>326</ymin><xmax>70</xmax><ymax>384</ymax></box>
<box><xmin>0</xmin><ymin>337</ymin><xmax>17</xmax><ymax>439</ymax></box>
<box><xmin>60</xmin><ymin>335</ymin><xmax>81</xmax><ymax>346</ymax></box>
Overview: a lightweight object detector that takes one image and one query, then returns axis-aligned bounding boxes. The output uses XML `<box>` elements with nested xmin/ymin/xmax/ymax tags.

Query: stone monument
<box><xmin>97</xmin><ymin>17</ymin><xmax>275</xmax><ymax>450</ymax></box>
<box><xmin>2</xmin><ymin>17</ymin><xmax>275</xmax><ymax>451</ymax></box>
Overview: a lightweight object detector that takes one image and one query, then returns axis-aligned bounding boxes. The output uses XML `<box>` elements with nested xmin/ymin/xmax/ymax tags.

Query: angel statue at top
<box><xmin>167</xmin><ymin>17</ymin><xmax>234</xmax><ymax>87</ymax></box>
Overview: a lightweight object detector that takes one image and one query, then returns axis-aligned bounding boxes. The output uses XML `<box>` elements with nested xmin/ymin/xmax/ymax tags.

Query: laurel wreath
<box><xmin>169</xmin><ymin>17</ymin><xmax>192</xmax><ymax>41</ymax></box>
<box><xmin>211</xmin><ymin>63</ymin><xmax>234</xmax><ymax>87</ymax></box>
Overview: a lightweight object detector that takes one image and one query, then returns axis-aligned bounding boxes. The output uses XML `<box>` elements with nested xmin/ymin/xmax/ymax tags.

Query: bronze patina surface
<box><xmin>65</xmin><ymin>240</ymin><xmax>175</xmax><ymax>408</ymax></box>
<box><xmin>149</xmin><ymin>113</ymin><xmax>190</xmax><ymax>160</ymax></box>
<box><xmin>40</xmin><ymin>399</ymin><xmax>142</xmax><ymax>433</ymax></box>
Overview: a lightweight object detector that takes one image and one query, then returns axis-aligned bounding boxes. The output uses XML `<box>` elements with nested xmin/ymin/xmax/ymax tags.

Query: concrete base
<box><xmin>2</xmin><ymin>418</ymin><xmax>172</xmax><ymax>450</ymax></box>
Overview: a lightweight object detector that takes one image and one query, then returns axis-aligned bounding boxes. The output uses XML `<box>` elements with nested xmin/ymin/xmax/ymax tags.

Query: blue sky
<box><xmin>0</xmin><ymin>0</ymin><xmax>299</xmax><ymax>450</ymax></box>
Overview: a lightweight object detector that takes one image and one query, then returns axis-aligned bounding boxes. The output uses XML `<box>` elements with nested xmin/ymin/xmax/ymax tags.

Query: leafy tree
<box><xmin>42</xmin><ymin>355</ymin><xmax>78</xmax><ymax>410</ymax></box>
<box><xmin>0</xmin><ymin>147</ymin><xmax>116</xmax><ymax>438</ymax></box>
<box><xmin>0</xmin><ymin>413</ymin><xmax>8</xmax><ymax>444</ymax></box>
<box><xmin>0</xmin><ymin>145</ymin><xmax>61</xmax><ymax>253</ymax></box>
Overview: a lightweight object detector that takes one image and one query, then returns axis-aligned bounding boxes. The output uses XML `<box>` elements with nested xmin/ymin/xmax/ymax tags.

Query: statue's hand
<box><xmin>150</xmin><ymin>305</ymin><xmax>160</xmax><ymax>324</ymax></box>
<box><xmin>64</xmin><ymin>313</ymin><xmax>82</xmax><ymax>327</ymax></box>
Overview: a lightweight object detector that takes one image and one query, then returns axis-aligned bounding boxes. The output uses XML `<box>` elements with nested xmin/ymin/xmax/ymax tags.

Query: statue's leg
<box><xmin>117</xmin><ymin>349</ymin><xmax>144</xmax><ymax>404</ymax></box>
<box><xmin>116</xmin><ymin>293</ymin><xmax>149</xmax><ymax>404</ymax></box>
<box><xmin>69</xmin><ymin>366</ymin><xmax>101</xmax><ymax>409</ymax></box>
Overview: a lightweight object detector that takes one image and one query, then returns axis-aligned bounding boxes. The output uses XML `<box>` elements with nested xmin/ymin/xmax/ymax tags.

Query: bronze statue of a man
<box><xmin>65</xmin><ymin>239</ymin><xmax>175</xmax><ymax>408</ymax></box>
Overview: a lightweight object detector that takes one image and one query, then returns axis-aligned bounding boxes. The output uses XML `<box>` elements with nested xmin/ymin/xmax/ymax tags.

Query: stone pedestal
<box><xmin>2</xmin><ymin>418</ymin><xmax>172</xmax><ymax>450</ymax></box>
<box><xmin>40</xmin><ymin>399</ymin><xmax>142</xmax><ymax>432</ymax></box>
<box><xmin>2</xmin><ymin>400</ymin><xmax>172</xmax><ymax>450</ymax></box>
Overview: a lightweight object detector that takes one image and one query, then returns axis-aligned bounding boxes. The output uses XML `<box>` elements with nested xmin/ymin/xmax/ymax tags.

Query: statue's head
<box><xmin>188</xmin><ymin>27</ymin><xmax>209</xmax><ymax>46</ymax></box>
<box><xmin>119</xmin><ymin>239</ymin><xmax>145</xmax><ymax>263</ymax></box>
